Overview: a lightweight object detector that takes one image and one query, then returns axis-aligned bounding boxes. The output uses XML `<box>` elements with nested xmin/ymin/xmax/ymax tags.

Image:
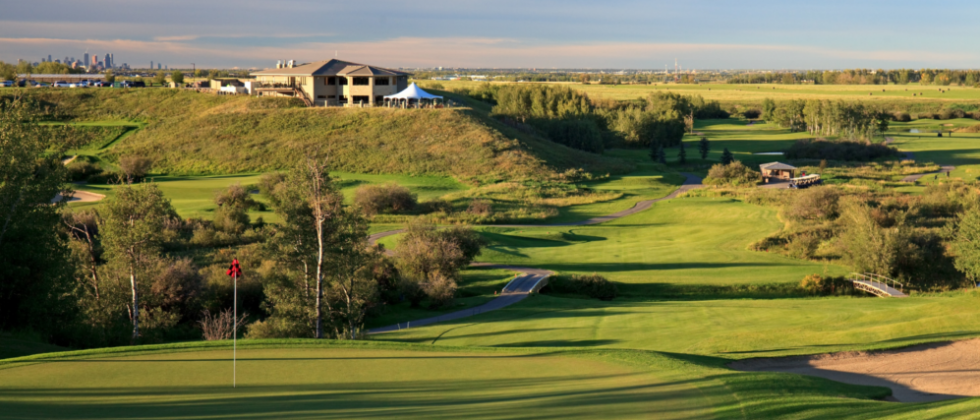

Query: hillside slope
<box><xmin>6</xmin><ymin>89</ymin><xmax>630</xmax><ymax>182</ymax></box>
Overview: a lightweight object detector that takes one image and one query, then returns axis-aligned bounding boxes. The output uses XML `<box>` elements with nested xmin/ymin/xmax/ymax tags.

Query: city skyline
<box><xmin>3</xmin><ymin>1</ymin><xmax>980</xmax><ymax>69</ymax></box>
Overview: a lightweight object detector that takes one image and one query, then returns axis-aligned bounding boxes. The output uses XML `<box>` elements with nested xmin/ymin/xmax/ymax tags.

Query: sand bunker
<box><xmin>52</xmin><ymin>190</ymin><xmax>105</xmax><ymax>204</ymax></box>
<box><xmin>730</xmin><ymin>339</ymin><xmax>980</xmax><ymax>403</ymax></box>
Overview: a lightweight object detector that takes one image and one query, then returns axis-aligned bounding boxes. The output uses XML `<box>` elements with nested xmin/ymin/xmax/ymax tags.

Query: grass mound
<box><xmin>6</xmin><ymin>89</ymin><xmax>630</xmax><ymax>183</ymax></box>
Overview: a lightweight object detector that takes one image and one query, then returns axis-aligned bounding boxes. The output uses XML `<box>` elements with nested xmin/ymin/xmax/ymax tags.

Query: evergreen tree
<box><xmin>678</xmin><ymin>141</ymin><xmax>687</xmax><ymax>164</ymax></box>
<box><xmin>657</xmin><ymin>145</ymin><xmax>667</xmax><ymax>164</ymax></box>
<box><xmin>698</xmin><ymin>136</ymin><xmax>710</xmax><ymax>160</ymax></box>
<box><xmin>721</xmin><ymin>148</ymin><xmax>734</xmax><ymax>165</ymax></box>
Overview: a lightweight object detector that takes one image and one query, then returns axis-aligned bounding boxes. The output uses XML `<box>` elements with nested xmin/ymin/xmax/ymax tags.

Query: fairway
<box><xmin>375</xmin><ymin>293</ymin><xmax>980</xmax><ymax>357</ymax></box>
<box><xmin>475</xmin><ymin>197</ymin><xmax>844</xmax><ymax>287</ymax></box>
<box><xmin>0</xmin><ymin>345</ymin><xmax>710</xmax><ymax>420</ymax></box>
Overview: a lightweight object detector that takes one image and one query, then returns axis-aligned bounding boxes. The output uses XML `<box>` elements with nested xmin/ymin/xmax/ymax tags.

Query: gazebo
<box><xmin>384</xmin><ymin>83</ymin><xmax>443</xmax><ymax>108</ymax></box>
<box><xmin>760</xmin><ymin>162</ymin><xmax>798</xmax><ymax>182</ymax></box>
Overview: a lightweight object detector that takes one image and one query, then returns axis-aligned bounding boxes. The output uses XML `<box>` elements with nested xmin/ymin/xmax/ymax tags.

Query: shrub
<box><xmin>799</xmin><ymin>274</ymin><xmax>854</xmax><ymax>296</ymax></box>
<box><xmin>703</xmin><ymin>161</ymin><xmax>762</xmax><ymax>187</ymax></box>
<box><xmin>891</xmin><ymin>111</ymin><xmax>911</xmax><ymax>122</ymax></box>
<box><xmin>423</xmin><ymin>271</ymin><xmax>458</xmax><ymax>308</ymax></box>
<box><xmin>118</xmin><ymin>154</ymin><xmax>153</xmax><ymax>181</ymax></box>
<box><xmin>786</xmin><ymin>186</ymin><xmax>840</xmax><ymax>221</ymax></box>
<box><xmin>784</xmin><ymin>139</ymin><xmax>897</xmax><ymax>161</ymax></box>
<box><xmin>956</xmin><ymin>124</ymin><xmax>980</xmax><ymax>133</ymax></box>
<box><xmin>786</xmin><ymin>234</ymin><xmax>820</xmax><ymax>260</ymax></box>
<box><xmin>354</xmin><ymin>183</ymin><xmax>417</xmax><ymax>216</ymax></box>
<box><xmin>213</xmin><ymin>184</ymin><xmax>258</xmax><ymax>234</ymax></box>
<box><xmin>467</xmin><ymin>199</ymin><xmax>493</xmax><ymax>216</ymax></box>
<box><xmin>66</xmin><ymin>160</ymin><xmax>102</xmax><ymax>182</ymax></box>
<box><xmin>545</xmin><ymin>273</ymin><xmax>617</xmax><ymax>300</ymax></box>
<box><xmin>246</xmin><ymin>316</ymin><xmax>310</xmax><ymax>339</ymax></box>
<box><xmin>743</xmin><ymin>109</ymin><xmax>761</xmax><ymax>119</ymax></box>
<box><xmin>199</xmin><ymin>308</ymin><xmax>248</xmax><ymax>340</ymax></box>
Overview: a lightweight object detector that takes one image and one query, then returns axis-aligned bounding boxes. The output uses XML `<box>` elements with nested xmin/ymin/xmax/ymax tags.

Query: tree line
<box><xmin>763</xmin><ymin>98</ymin><xmax>890</xmax><ymax>142</ymax></box>
<box><xmin>453</xmin><ymin>84</ymin><xmax>727</xmax><ymax>153</ymax></box>
<box><xmin>729</xmin><ymin>69</ymin><xmax>980</xmax><ymax>86</ymax></box>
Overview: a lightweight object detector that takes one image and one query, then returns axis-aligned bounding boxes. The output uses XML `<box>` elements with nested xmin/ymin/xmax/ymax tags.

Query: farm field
<box><xmin>421</xmin><ymin>80</ymin><xmax>980</xmax><ymax>107</ymax></box>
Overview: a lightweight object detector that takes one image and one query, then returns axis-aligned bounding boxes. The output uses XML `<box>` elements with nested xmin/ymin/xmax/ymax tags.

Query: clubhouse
<box><xmin>250</xmin><ymin>59</ymin><xmax>411</xmax><ymax>107</ymax></box>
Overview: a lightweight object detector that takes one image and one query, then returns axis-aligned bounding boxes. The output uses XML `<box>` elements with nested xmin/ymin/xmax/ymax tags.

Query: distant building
<box><xmin>250</xmin><ymin>59</ymin><xmax>410</xmax><ymax>107</ymax></box>
<box><xmin>83</xmin><ymin>53</ymin><xmax>89</xmax><ymax>68</ymax></box>
<box><xmin>759</xmin><ymin>162</ymin><xmax>798</xmax><ymax>182</ymax></box>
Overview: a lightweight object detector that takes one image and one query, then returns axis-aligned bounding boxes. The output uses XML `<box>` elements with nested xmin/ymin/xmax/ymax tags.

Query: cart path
<box><xmin>898</xmin><ymin>150</ymin><xmax>954</xmax><ymax>183</ymax></box>
<box><xmin>366</xmin><ymin>172</ymin><xmax>702</xmax><ymax>334</ymax></box>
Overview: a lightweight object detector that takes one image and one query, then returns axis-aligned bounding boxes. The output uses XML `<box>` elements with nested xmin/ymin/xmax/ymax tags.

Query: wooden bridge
<box><xmin>848</xmin><ymin>273</ymin><xmax>908</xmax><ymax>298</ymax></box>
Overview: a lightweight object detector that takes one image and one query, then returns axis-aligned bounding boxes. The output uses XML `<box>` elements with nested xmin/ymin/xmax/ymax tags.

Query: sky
<box><xmin>2</xmin><ymin>0</ymin><xmax>979</xmax><ymax>70</ymax></box>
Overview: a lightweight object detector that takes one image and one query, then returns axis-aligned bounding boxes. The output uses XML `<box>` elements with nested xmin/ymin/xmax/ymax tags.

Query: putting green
<box><xmin>0</xmin><ymin>346</ymin><xmax>710</xmax><ymax>420</ymax></box>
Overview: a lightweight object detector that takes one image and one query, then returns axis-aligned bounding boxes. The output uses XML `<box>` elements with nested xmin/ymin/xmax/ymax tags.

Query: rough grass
<box><xmin>6</xmin><ymin>89</ymin><xmax>630</xmax><ymax>183</ymax></box>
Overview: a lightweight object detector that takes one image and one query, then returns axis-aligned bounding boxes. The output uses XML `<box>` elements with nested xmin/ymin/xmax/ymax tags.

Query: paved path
<box><xmin>366</xmin><ymin>172</ymin><xmax>704</xmax><ymax>334</ymax></box>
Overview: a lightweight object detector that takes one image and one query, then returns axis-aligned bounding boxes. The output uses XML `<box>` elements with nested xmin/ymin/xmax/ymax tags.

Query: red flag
<box><xmin>227</xmin><ymin>259</ymin><xmax>243</xmax><ymax>277</ymax></box>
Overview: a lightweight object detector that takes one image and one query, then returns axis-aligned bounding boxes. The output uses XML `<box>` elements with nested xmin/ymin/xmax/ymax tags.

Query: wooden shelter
<box><xmin>759</xmin><ymin>162</ymin><xmax>797</xmax><ymax>182</ymax></box>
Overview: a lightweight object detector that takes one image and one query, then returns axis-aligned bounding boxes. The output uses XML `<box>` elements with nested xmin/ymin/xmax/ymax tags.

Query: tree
<box><xmin>99</xmin><ymin>183</ymin><xmax>176</xmax><ymax>342</ymax></box>
<box><xmin>0</xmin><ymin>97</ymin><xmax>76</xmax><ymax>334</ymax></box>
<box><xmin>720</xmin><ymin>148</ymin><xmax>734</xmax><ymax>165</ymax></box>
<box><xmin>395</xmin><ymin>221</ymin><xmax>485</xmax><ymax>308</ymax></box>
<box><xmin>104</xmin><ymin>70</ymin><xmax>115</xmax><ymax>84</ymax></box>
<box><xmin>171</xmin><ymin>71</ymin><xmax>184</xmax><ymax>85</ymax></box>
<box><xmin>761</xmin><ymin>98</ymin><xmax>777</xmax><ymax>121</ymax></box>
<box><xmin>953</xmin><ymin>212</ymin><xmax>980</xmax><ymax>283</ymax></box>
<box><xmin>678</xmin><ymin>141</ymin><xmax>687</xmax><ymax>164</ymax></box>
<box><xmin>213</xmin><ymin>184</ymin><xmax>258</xmax><ymax>234</ymax></box>
<box><xmin>698</xmin><ymin>136</ymin><xmax>710</xmax><ymax>160</ymax></box>
<box><xmin>153</xmin><ymin>70</ymin><xmax>167</xmax><ymax>86</ymax></box>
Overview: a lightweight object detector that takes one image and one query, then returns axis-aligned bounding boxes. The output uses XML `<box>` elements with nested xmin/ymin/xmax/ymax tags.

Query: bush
<box><xmin>213</xmin><ymin>184</ymin><xmax>259</xmax><ymax>234</ymax></box>
<box><xmin>66</xmin><ymin>160</ymin><xmax>102</xmax><ymax>182</ymax></box>
<box><xmin>956</xmin><ymin>124</ymin><xmax>980</xmax><ymax>133</ymax></box>
<box><xmin>799</xmin><ymin>274</ymin><xmax>854</xmax><ymax>296</ymax></box>
<box><xmin>246</xmin><ymin>316</ymin><xmax>310</xmax><ymax>339</ymax></box>
<box><xmin>422</xmin><ymin>271</ymin><xmax>458</xmax><ymax>308</ymax></box>
<box><xmin>118</xmin><ymin>154</ymin><xmax>153</xmax><ymax>181</ymax></box>
<box><xmin>467</xmin><ymin>199</ymin><xmax>493</xmax><ymax>216</ymax></box>
<box><xmin>354</xmin><ymin>183</ymin><xmax>417</xmax><ymax>216</ymax></box>
<box><xmin>784</xmin><ymin>139</ymin><xmax>897</xmax><ymax>161</ymax></box>
<box><xmin>743</xmin><ymin>109</ymin><xmax>761</xmax><ymax>119</ymax></box>
<box><xmin>786</xmin><ymin>186</ymin><xmax>840</xmax><ymax>221</ymax></box>
<box><xmin>703</xmin><ymin>161</ymin><xmax>762</xmax><ymax>187</ymax></box>
<box><xmin>544</xmin><ymin>273</ymin><xmax>617</xmax><ymax>300</ymax></box>
<box><xmin>891</xmin><ymin>111</ymin><xmax>911</xmax><ymax>122</ymax></box>
<box><xmin>786</xmin><ymin>233</ymin><xmax>820</xmax><ymax>260</ymax></box>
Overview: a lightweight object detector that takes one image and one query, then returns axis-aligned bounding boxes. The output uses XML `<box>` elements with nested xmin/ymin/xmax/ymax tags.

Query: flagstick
<box><xmin>233</xmin><ymin>270</ymin><xmax>237</xmax><ymax>389</ymax></box>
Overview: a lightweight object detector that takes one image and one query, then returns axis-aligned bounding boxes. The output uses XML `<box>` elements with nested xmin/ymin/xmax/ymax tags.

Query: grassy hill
<box><xmin>5</xmin><ymin>89</ymin><xmax>630</xmax><ymax>183</ymax></box>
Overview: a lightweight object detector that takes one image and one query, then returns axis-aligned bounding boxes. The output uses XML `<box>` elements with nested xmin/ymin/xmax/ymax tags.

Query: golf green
<box><xmin>0</xmin><ymin>346</ymin><xmax>709</xmax><ymax>420</ymax></box>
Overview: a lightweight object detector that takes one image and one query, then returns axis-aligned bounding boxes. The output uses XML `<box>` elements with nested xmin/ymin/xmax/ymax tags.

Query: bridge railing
<box><xmin>848</xmin><ymin>272</ymin><xmax>905</xmax><ymax>295</ymax></box>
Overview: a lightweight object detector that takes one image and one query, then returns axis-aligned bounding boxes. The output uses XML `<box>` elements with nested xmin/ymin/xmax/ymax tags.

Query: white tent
<box><xmin>384</xmin><ymin>83</ymin><xmax>443</xmax><ymax>107</ymax></box>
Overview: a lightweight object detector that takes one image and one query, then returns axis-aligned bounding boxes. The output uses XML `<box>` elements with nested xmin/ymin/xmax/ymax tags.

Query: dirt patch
<box><xmin>730</xmin><ymin>339</ymin><xmax>980</xmax><ymax>403</ymax></box>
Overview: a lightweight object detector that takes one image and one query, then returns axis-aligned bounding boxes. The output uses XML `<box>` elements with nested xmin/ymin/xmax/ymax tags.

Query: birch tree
<box><xmin>99</xmin><ymin>183</ymin><xmax>175</xmax><ymax>342</ymax></box>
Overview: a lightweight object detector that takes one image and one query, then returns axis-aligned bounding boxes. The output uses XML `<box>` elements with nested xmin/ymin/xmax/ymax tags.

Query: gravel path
<box><xmin>366</xmin><ymin>172</ymin><xmax>704</xmax><ymax>334</ymax></box>
<box><xmin>730</xmin><ymin>339</ymin><xmax>980</xmax><ymax>403</ymax></box>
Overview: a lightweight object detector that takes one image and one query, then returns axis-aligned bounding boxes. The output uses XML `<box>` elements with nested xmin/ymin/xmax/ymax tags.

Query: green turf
<box><xmin>0</xmin><ymin>334</ymin><xmax>67</xmax><ymax>360</ymax></box>
<box><xmin>0</xmin><ymin>341</ymin><xmax>712</xmax><ymax>420</ymax></box>
<box><xmin>72</xmin><ymin>172</ymin><xmax>467</xmax><ymax>222</ymax></box>
<box><xmin>374</xmin><ymin>292</ymin><xmax>980</xmax><ymax>356</ymax></box>
<box><xmin>472</xmin><ymin>196</ymin><xmax>845</xmax><ymax>287</ymax></box>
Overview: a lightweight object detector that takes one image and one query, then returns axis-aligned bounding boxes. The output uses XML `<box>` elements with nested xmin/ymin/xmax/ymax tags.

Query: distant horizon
<box><xmin>4</xmin><ymin>1</ymin><xmax>979</xmax><ymax>70</ymax></box>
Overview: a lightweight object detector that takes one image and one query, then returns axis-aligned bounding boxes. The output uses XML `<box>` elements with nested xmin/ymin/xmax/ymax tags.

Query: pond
<box><xmin>754</xmin><ymin>152</ymin><xmax>784</xmax><ymax>156</ymax></box>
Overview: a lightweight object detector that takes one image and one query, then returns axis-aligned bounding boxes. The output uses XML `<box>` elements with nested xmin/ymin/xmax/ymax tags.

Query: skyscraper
<box><xmin>92</xmin><ymin>55</ymin><xmax>98</xmax><ymax>68</ymax></box>
<box><xmin>47</xmin><ymin>54</ymin><xmax>51</xmax><ymax>62</ymax></box>
<box><xmin>109</xmin><ymin>54</ymin><xmax>114</xmax><ymax>69</ymax></box>
<box><xmin>104</xmin><ymin>54</ymin><xmax>111</xmax><ymax>69</ymax></box>
<box><xmin>150</xmin><ymin>61</ymin><xmax>154</xmax><ymax>70</ymax></box>
<box><xmin>83</xmin><ymin>53</ymin><xmax>89</xmax><ymax>67</ymax></box>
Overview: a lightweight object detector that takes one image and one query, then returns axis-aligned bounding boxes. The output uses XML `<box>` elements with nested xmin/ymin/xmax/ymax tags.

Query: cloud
<box><xmin>0</xmin><ymin>35</ymin><xmax>974</xmax><ymax>69</ymax></box>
